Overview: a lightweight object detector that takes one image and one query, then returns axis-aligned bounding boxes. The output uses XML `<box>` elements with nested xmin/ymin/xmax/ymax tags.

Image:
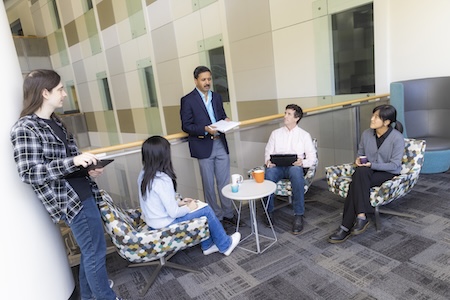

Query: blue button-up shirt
<box><xmin>196</xmin><ymin>88</ymin><xmax>216</xmax><ymax>124</ymax></box>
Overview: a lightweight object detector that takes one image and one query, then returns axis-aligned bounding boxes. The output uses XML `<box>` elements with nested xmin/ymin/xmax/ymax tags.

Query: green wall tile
<box><xmin>199</xmin><ymin>0</ymin><xmax>217</xmax><ymax>9</ymax></box>
<box><xmin>204</xmin><ymin>34</ymin><xmax>223</xmax><ymax>51</ymax></box>
<box><xmin>60</xmin><ymin>49</ymin><xmax>70</xmax><ymax>66</ymax></box>
<box><xmin>90</xmin><ymin>34</ymin><xmax>102</xmax><ymax>55</ymax></box>
<box><xmin>85</xmin><ymin>10</ymin><xmax>98</xmax><ymax>38</ymax></box>
<box><xmin>130</xmin><ymin>10</ymin><xmax>147</xmax><ymax>38</ymax></box>
<box><xmin>126</xmin><ymin>0</ymin><xmax>143</xmax><ymax>16</ymax></box>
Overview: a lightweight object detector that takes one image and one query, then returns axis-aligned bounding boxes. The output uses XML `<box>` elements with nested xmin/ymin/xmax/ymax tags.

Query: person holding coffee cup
<box><xmin>359</xmin><ymin>156</ymin><xmax>368</xmax><ymax>164</ymax></box>
<box><xmin>264</xmin><ymin>104</ymin><xmax>317</xmax><ymax>234</ymax></box>
<box><xmin>328</xmin><ymin>105</ymin><xmax>404</xmax><ymax>243</ymax></box>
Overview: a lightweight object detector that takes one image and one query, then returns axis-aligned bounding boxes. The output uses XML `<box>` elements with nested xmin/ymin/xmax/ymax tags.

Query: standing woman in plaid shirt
<box><xmin>10</xmin><ymin>70</ymin><xmax>122</xmax><ymax>300</ymax></box>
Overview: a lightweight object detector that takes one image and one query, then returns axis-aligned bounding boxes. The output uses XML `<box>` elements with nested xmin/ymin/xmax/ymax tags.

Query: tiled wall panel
<box><xmin>173</xmin><ymin>11</ymin><xmax>202</xmax><ymax>58</ymax></box>
<box><xmin>269</xmin><ymin>0</ymin><xmax>314</xmax><ymax>30</ymax></box>
<box><xmin>10</xmin><ymin>0</ymin><xmax>380</xmax><ymax>149</ymax></box>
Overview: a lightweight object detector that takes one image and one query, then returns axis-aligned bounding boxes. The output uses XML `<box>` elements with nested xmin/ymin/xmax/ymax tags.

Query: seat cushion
<box><xmin>412</xmin><ymin>137</ymin><xmax>450</xmax><ymax>151</ymax></box>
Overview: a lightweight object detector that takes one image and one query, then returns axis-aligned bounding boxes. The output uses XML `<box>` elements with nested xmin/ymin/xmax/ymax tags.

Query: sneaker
<box><xmin>109</xmin><ymin>279</ymin><xmax>114</xmax><ymax>288</ymax></box>
<box><xmin>203</xmin><ymin>244</ymin><xmax>219</xmax><ymax>255</ymax></box>
<box><xmin>224</xmin><ymin>232</ymin><xmax>241</xmax><ymax>256</ymax></box>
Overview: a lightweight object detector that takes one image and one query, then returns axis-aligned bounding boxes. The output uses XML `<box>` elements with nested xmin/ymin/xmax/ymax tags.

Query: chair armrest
<box><xmin>135</xmin><ymin>216</ymin><xmax>209</xmax><ymax>238</ymax></box>
<box><xmin>325</xmin><ymin>163</ymin><xmax>355</xmax><ymax>184</ymax></box>
<box><xmin>325</xmin><ymin>163</ymin><xmax>355</xmax><ymax>177</ymax></box>
<box><xmin>370</xmin><ymin>170</ymin><xmax>420</xmax><ymax>206</ymax></box>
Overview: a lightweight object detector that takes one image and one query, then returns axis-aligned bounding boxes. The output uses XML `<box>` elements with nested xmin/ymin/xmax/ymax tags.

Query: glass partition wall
<box><xmin>94</xmin><ymin>100</ymin><xmax>387</xmax><ymax>209</ymax></box>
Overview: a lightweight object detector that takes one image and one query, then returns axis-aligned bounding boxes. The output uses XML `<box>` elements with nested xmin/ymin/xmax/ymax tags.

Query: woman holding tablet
<box><xmin>10</xmin><ymin>69</ymin><xmax>121</xmax><ymax>299</ymax></box>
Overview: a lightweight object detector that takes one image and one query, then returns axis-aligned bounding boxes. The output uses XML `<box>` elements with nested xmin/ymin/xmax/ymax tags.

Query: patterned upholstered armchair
<box><xmin>325</xmin><ymin>138</ymin><xmax>426</xmax><ymax>231</ymax></box>
<box><xmin>98</xmin><ymin>190</ymin><xmax>210</xmax><ymax>296</ymax></box>
<box><xmin>248</xmin><ymin>138</ymin><xmax>318</xmax><ymax>210</ymax></box>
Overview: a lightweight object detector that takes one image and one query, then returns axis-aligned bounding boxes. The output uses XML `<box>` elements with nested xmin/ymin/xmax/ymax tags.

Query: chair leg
<box><xmin>373</xmin><ymin>206</ymin><xmax>416</xmax><ymax>233</ymax></box>
<box><xmin>128</xmin><ymin>252</ymin><xmax>200</xmax><ymax>297</ymax></box>
<box><xmin>273</xmin><ymin>195</ymin><xmax>292</xmax><ymax>210</ymax></box>
<box><xmin>378</xmin><ymin>207</ymin><xmax>417</xmax><ymax>219</ymax></box>
<box><xmin>164</xmin><ymin>261</ymin><xmax>201</xmax><ymax>273</ymax></box>
<box><xmin>273</xmin><ymin>194</ymin><xmax>316</xmax><ymax>211</ymax></box>
<box><xmin>139</xmin><ymin>263</ymin><xmax>163</xmax><ymax>297</ymax></box>
<box><xmin>375</xmin><ymin>206</ymin><xmax>381</xmax><ymax>232</ymax></box>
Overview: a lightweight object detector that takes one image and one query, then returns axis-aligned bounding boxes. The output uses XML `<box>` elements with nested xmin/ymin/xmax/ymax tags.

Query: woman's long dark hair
<box><xmin>373</xmin><ymin>104</ymin><xmax>404</xmax><ymax>134</ymax></box>
<box><xmin>21</xmin><ymin>69</ymin><xmax>61</xmax><ymax>118</ymax></box>
<box><xmin>140</xmin><ymin>136</ymin><xmax>177</xmax><ymax>197</ymax></box>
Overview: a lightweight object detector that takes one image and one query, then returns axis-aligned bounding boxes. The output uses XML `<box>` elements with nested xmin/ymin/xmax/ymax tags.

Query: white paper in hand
<box><xmin>210</xmin><ymin>120</ymin><xmax>240</xmax><ymax>133</ymax></box>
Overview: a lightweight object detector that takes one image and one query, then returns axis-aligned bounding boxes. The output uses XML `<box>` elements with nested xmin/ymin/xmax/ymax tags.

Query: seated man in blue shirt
<box><xmin>264</xmin><ymin>104</ymin><xmax>317</xmax><ymax>234</ymax></box>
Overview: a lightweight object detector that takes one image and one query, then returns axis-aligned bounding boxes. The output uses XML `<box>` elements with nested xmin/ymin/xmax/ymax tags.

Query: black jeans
<box><xmin>341</xmin><ymin>167</ymin><xmax>395</xmax><ymax>229</ymax></box>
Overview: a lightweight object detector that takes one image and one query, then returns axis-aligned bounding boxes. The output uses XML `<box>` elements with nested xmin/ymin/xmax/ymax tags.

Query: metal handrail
<box><xmin>89</xmin><ymin>93</ymin><xmax>389</xmax><ymax>155</ymax></box>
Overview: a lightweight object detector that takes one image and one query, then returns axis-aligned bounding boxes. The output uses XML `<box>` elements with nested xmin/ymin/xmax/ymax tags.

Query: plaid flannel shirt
<box><xmin>10</xmin><ymin>114</ymin><xmax>101</xmax><ymax>223</ymax></box>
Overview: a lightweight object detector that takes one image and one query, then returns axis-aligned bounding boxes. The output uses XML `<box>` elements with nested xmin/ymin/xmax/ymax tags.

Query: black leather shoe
<box><xmin>223</xmin><ymin>216</ymin><xmax>247</xmax><ymax>227</ymax></box>
<box><xmin>328</xmin><ymin>228</ymin><xmax>351</xmax><ymax>243</ymax></box>
<box><xmin>291</xmin><ymin>215</ymin><xmax>304</xmax><ymax>235</ymax></box>
<box><xmin>351</xmin><ymin>218</ymin><xmax>369</xmax><ymax>235</ymax></box>
<box><xmin>264</xmin><ymin>211</ymin><xmax>275</xmax><ymax>227</ymax></box>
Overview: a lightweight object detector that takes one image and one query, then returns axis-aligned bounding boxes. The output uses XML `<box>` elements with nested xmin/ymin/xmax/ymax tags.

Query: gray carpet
<box><xmin>74</xmin><ymin>171</ymin><xmax>450</xmax><ymax>299</ymax></box>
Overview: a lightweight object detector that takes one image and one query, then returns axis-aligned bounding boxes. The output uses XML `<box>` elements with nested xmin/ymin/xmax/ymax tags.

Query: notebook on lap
<box><xmin>270</xmin><ymin>154</ymin><xmax>297</xmax><ymax>167</ymax></box>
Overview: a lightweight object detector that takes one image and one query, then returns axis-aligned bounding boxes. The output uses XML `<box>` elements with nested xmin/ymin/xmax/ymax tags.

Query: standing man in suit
<box><xmin>180</xmin><ymin>66</ymin><xmax>240</xmax><ymax>226</ymax></box>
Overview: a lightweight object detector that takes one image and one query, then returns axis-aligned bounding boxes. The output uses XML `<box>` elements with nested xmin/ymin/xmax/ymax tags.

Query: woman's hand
<box><xmin>355</xmin><ymin>157</ymin><xmax>371</xmax><ymax>167</ymax></box>
<box><xmin>88</xmin><ymin>168</ymin><xmax>104</xmax><ymax>178</ymax></box>
<box><xmin>266</xmin><ymin>160</ymin><xmax>275</xmax><ymax>168</ymax></box>
<box><xmin>178</xmin><ymin>197</ymin><xmax>194</xmax><ymax>206</ymax></box>
<box><xmin>73</xmin><ymin>153</ymin><xmax>98</xmax><ymax>168</ymax></box>
<box><xmin>187</xmin><ymin>200</ymin><xmax>198</xmax><ymax>211</ymax></box>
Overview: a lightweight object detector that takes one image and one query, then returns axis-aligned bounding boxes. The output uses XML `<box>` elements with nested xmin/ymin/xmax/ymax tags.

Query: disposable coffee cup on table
<box><xmin>359</xmin><ymin>156</ymin><xmax>368</xmax><ymax>164</ymax></box>
<box><xmin>252</xmin><ymin>169</ymin><xmax>265</xmax><ymax>183</ymax></box>
<box><xmin>231</xmin><ymin>184</ymin><xmax>239</xmax><ymax>193</ymax></box>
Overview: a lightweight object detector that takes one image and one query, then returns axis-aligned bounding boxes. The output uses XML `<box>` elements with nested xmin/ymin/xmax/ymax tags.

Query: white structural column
<box><xmin>0</xmin><ymin>2</ymin><xmax>75</xmax><ymax>299</ymax></box>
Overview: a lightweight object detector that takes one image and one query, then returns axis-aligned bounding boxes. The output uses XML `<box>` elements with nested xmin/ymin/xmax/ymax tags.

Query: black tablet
<box><xmin>85</xmin><ymin>159</ymin><xmax>114</xmax><ymax>170</ymax></box>
<box><xmin>270</xmin><ymin>154</ymin><xmax>297</xmax><ymax>167</ymax></box>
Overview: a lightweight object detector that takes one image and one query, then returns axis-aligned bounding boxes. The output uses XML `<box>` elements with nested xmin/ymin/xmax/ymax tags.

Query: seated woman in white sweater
<box><xmin>138</xmin><ymin>135</ymin><xmax>240</xmax><ymax>256</ymax></box>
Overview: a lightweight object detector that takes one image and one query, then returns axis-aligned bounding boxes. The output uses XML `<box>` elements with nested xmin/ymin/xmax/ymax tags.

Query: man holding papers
<box><xmin>180</xmin><ymin>66</ymin><xmax>242</xmax><ymax>227</ymax></box>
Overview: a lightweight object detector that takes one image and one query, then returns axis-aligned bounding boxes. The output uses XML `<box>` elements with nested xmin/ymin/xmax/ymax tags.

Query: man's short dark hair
<box><xmin>286</xmin><ymin>104</ymin><xmax>303</xmax><ymax>124</ymax></box>
<box><xmin>193</xmin><ymin>66</ymin><xmax>211</xmax><ymax>79</ymax></box>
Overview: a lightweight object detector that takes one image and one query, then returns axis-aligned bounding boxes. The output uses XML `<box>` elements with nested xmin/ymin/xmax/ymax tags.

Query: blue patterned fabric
<box><xmin>98</xmin><ymin>190</ymin><xmax>210</xmax><ymax>264</ymax></box>
<box><xmin>325</xmin><ymin>138</ymin><xmax>426</xmax><ymax>208</ymax></box>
